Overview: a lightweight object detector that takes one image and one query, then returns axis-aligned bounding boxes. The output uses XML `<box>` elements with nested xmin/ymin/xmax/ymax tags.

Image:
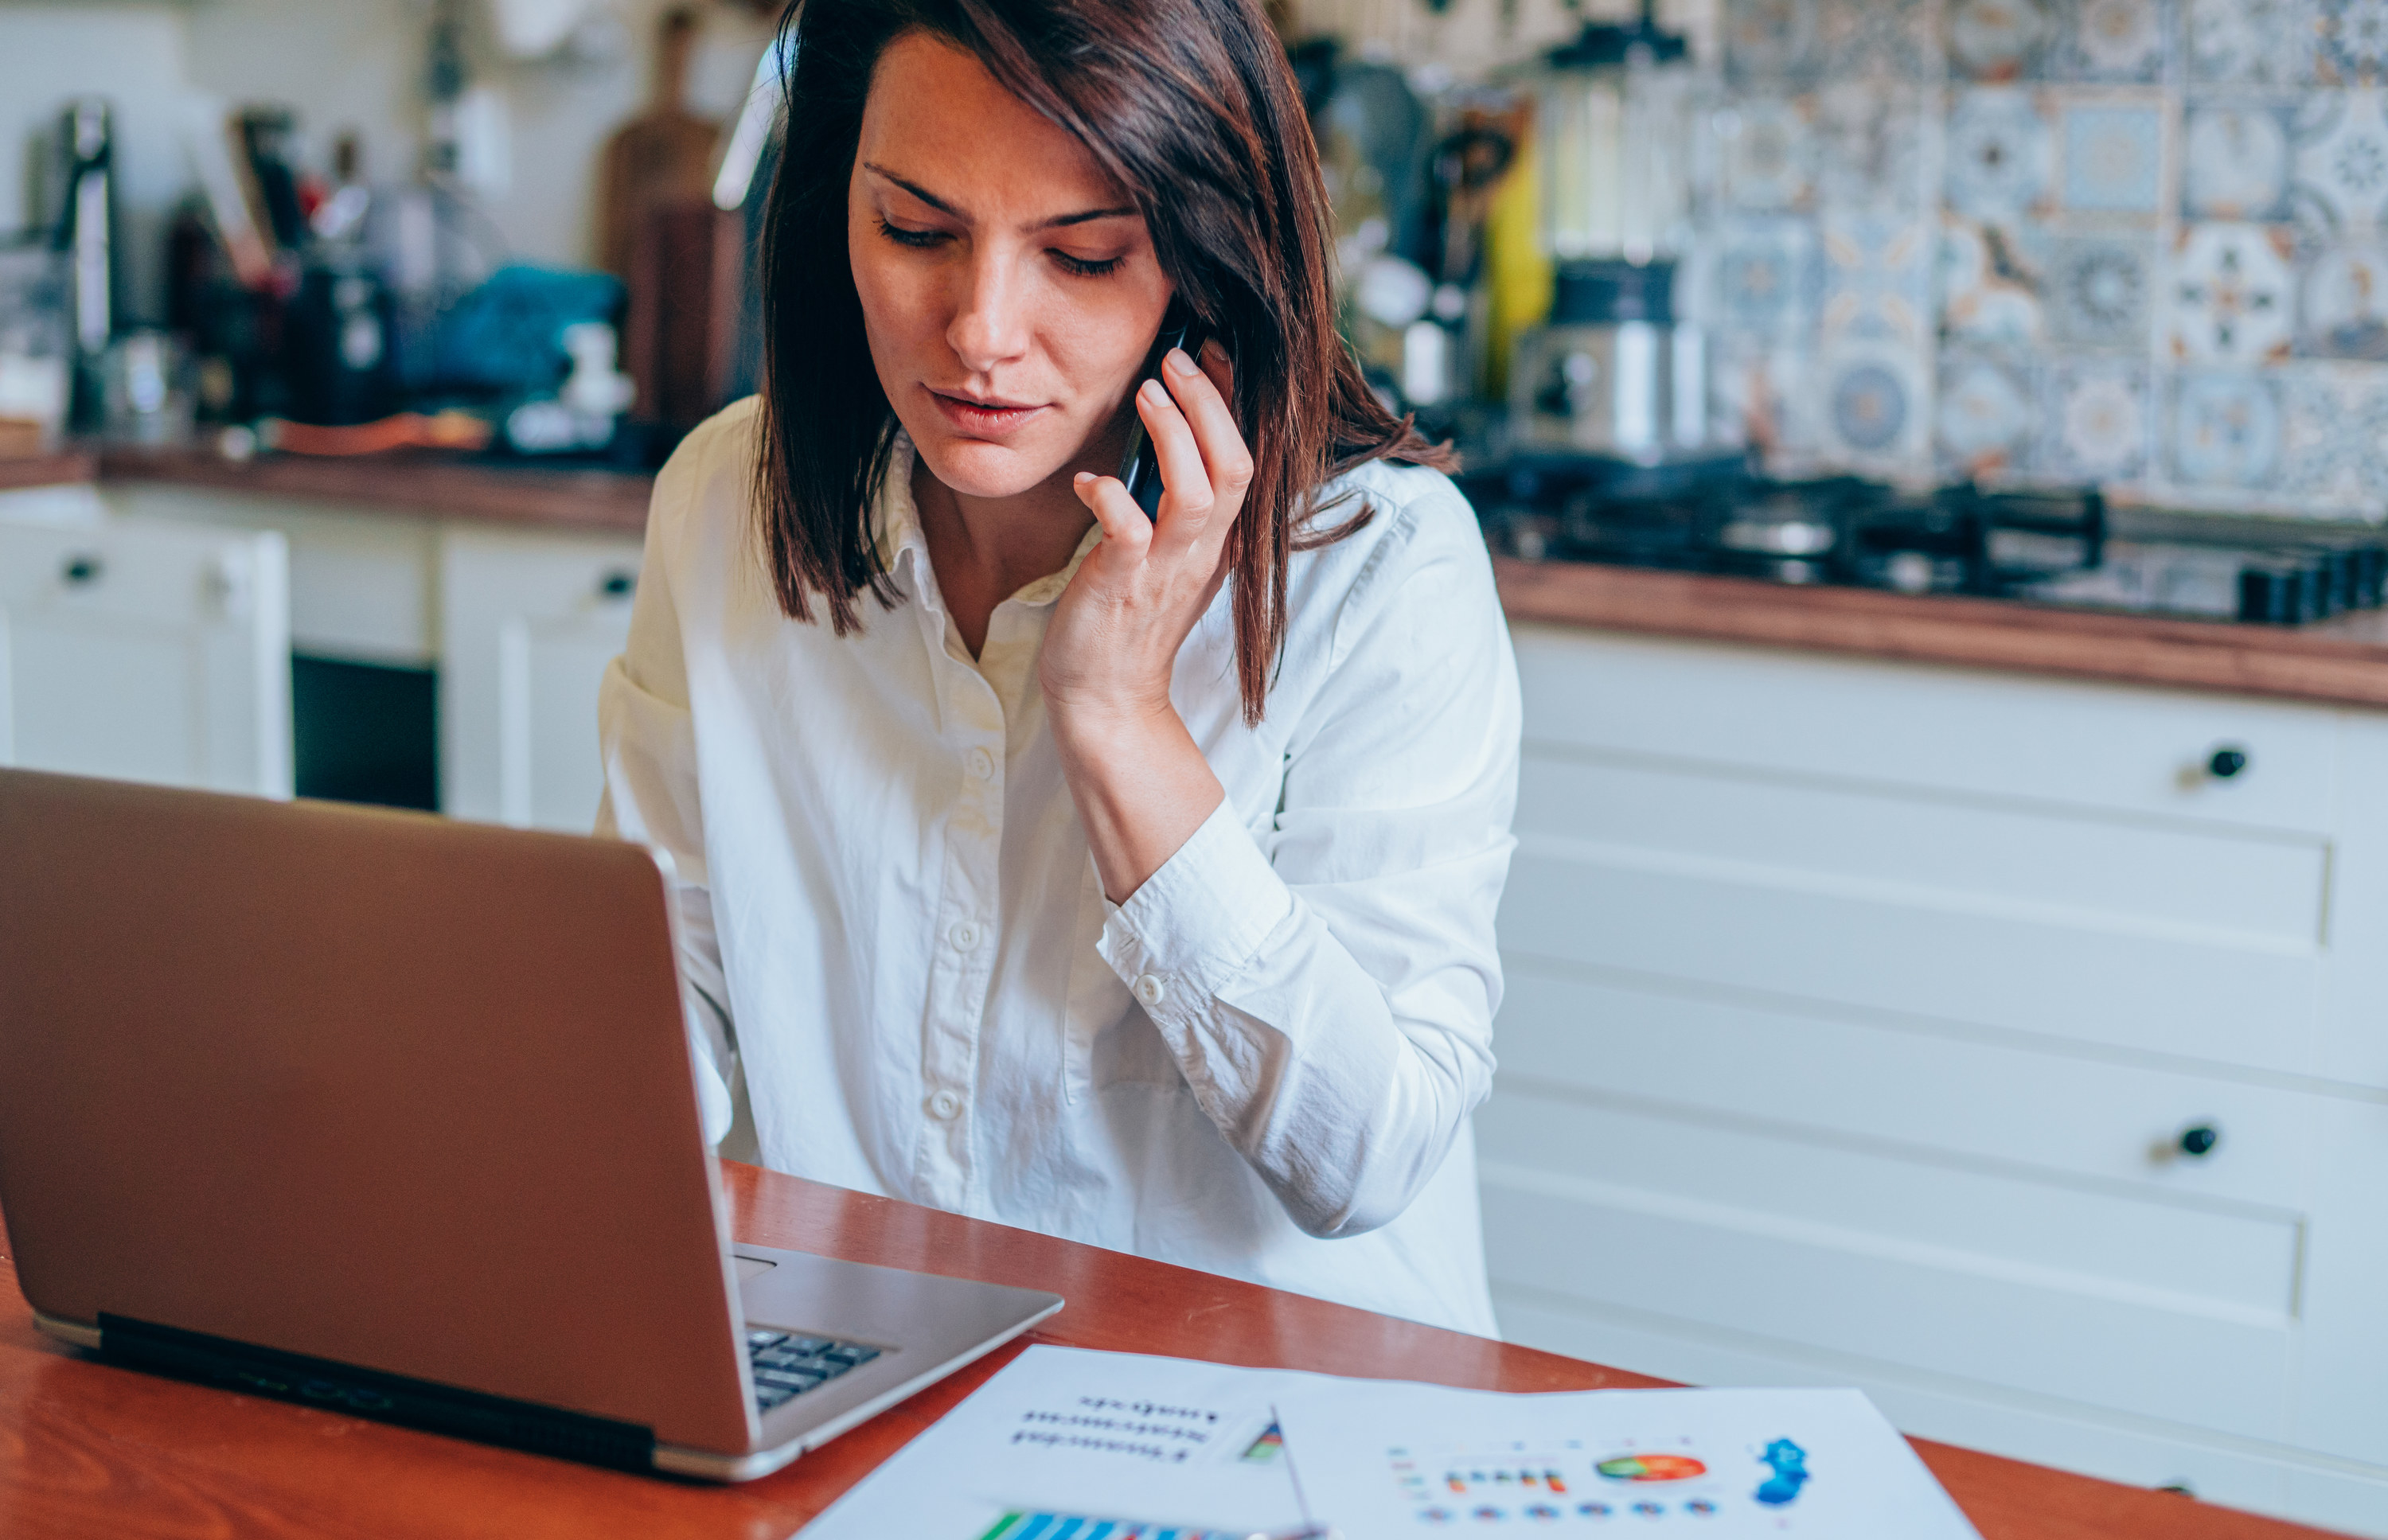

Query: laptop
<box><xmin>0</xmin><ymin>768</ymin><xmax>1061</xmax><ymax>1481</ymax></box>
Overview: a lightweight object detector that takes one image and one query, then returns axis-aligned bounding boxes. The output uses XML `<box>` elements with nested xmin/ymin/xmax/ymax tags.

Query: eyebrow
<box><xmin>863</xmin><ymin>162</ymin><xmax>1137</xmax><ymax>231</ymax></box>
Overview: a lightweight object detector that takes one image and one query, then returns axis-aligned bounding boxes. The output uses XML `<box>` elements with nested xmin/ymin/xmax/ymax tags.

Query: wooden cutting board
<box><xmin>597</xmin><ymin>6</ymin><xmax>721</xmax><ymax>278</ymax></box>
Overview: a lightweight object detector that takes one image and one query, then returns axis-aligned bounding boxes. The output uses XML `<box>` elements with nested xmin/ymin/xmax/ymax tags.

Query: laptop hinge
<box><xmin>96</xmin><ymin>1312</ymin><xmax>658</xmax><ymax>1471</ymax></box>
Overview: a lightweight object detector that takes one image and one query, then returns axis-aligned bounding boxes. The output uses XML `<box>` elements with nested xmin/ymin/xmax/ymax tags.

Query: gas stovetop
<box><xmin>1466</xmin><ymin>461</ymin><xmax>2388</xmax><ymax>627</ymax></box>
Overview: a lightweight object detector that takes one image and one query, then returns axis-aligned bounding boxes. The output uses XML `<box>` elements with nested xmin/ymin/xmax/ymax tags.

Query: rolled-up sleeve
<box><xmin>595</xmin><ymin>441</ymin><xmax>737</xmax><ymax>1145</ymax></box>
<box><xmin>1094</xmin><ymin>493</ymin><xmax>1520</xmax><ymax>1238</ymax></box>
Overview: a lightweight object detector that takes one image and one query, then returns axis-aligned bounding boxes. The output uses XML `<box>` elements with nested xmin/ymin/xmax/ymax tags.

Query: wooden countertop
<box><xmin>0</xmin><ymin>1163</ymin><xmax>2343</xmax><ymax>1538</ymax></box>
<box><xmin>1495</xmin><ymin>556</ymin><xmax>2388</xmax><ymax>711</ymax></box>
<box><xmin>96</xmin><ymin>445</ymin><xmax>655</xmax><ymax>534</ymax></box>
<box><xmin>0</xmin><ymin>450</ymin><xmax>97</xmax><ymax>492</ymax></box>
<box><xmin>12</xmin><ymin>444</ymin><xmax>2388</xmax><ymax>709</ymax></box>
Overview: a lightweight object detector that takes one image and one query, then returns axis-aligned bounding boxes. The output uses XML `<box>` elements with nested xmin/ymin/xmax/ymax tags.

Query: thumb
<box><xmin>1072</xmin><ymin>471</ymin><xmax>1153</xmax><ymax>562</ymax></box>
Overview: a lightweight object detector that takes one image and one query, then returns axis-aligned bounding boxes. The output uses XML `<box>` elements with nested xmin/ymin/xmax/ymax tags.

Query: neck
<box><xmin>911</xmin><ymin>458</ymin><xmax>1097</xmax><ymax>600</ymax></box>
<box><xmin>910</xmin><ymin>415</ymin><xmax>1132</xmax><ymax>654</ymax></box>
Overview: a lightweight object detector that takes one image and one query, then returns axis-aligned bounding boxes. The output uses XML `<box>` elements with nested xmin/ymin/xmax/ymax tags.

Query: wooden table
<box><xmin>0</xmin><ymin>1164</ymin><xmax>2343</xmax><ymax>1539</ymax></box>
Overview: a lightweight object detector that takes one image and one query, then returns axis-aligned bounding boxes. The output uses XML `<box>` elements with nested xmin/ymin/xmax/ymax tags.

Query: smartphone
<box><xmin>1116</xmin><ymin>302</ymin><xmax>1206</xmax><ymax>521</ymax></box>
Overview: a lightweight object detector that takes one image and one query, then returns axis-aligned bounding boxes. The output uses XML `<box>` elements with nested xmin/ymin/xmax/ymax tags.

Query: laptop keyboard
<box><xmin>744</xmin><ymin>1329</ymin><xmax>883</xmax><ymax>1411</ymax></box>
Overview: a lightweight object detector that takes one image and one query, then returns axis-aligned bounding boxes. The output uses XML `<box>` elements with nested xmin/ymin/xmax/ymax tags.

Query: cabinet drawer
<box><xmin>1513</xmin><ymin>625</ymin><xmax>2339</xmax><ymax>836</ymax></box>
<box><xmin>0</xmin><ymin>514</ymin><xmax>291</xmax><ymax>796</ymax></box>
<box><xmin>1495</xmin><ymin>965</ymin><xmax>2319</xmax><ymax>1218</ymax></box>
<box><xmin>1517</xmin><ymin>752</ymin><xmax>2328</xmax><ymax>948</ymax></box>
<box><xmin>1504</xmin><ymin>733</ymin><xmax>2329</xmax><ymax>1074</ymax></box>
<box><xmin>104</xmin><ymin>485</ymin><xmax>436</xmax><ymax>665</ymax></box>
<box><xmin>1478</xmin><ymin>1080</ymin><xmax>2300</xmax><ymax>1441</ymax></box>
<box><xmin>1501</xmin><ymin>832</ymin><xmax>2322</xmax><ymax>1075</ymax></box>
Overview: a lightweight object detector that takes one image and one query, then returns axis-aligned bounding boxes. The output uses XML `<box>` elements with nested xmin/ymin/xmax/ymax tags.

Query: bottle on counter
<box><xmin>51</xmin><ymin>98</ymin><xmax>119</xmax><ymax>433</ymax></box>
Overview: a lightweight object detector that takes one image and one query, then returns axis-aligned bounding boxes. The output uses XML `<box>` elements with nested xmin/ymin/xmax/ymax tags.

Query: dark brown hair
<box><xmin>752</xmin><ymin>0</ymin><xmax>1452</xmax><ymax>723</ymax></box>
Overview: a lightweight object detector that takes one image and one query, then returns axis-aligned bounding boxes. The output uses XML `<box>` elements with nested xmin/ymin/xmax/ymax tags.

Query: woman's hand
<box><xmin>1043</xmin><ymin>340</ymin><xmax>1250</xmax><ymax>718</ymax></box>
<box><xmin>1042</xmin><ymin>339</ymin><xmax>1251</xmax><ymax>903</ymax></box>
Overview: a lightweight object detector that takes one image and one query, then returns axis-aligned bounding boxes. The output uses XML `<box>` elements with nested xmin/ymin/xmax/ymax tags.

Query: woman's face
<box><xmin>849</xmin><ymin>32</ymin><xmax>1173</xmax><ymax>503</ymax></box>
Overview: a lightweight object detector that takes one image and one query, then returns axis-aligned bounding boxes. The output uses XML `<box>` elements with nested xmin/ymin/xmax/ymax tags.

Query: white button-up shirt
<box><xmin>597</xmin><ymin>398</ymin><xmax>1520</xmax><ymax>1335</ymax></box>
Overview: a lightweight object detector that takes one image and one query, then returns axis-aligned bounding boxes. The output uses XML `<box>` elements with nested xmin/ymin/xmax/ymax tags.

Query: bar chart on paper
<box><xmin>1391</xmin><ymin>1435</ymin><xmax>1770</xmax><ymax>1526</ymax></box>
<box><xmin>1279</xmin><ymin>1382</ymin><xmax>1978</xmax><ymax>1537</ymax></box>
<box><xmin>977</xmin><ymin>1516</ymin><xmax>1281</xmax><ymax>1539</ymax></box>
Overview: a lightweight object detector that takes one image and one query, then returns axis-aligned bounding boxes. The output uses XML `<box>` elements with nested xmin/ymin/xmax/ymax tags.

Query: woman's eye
<box><xmin>876</xmin><ymin>217</ymin><xmax>947</xmax><ymax>249</ymax></box>
<box><xmin>1052</xmin><ymin>251</ymin><xmax>1125</xmax><ymax>279</ymax></box>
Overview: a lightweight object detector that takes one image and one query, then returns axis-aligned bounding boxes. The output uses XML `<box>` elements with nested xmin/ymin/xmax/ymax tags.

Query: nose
<box><xmin>946</xmin><ymin>251</ymin><xmax>1032</xmax><ymax>376</ymax></box>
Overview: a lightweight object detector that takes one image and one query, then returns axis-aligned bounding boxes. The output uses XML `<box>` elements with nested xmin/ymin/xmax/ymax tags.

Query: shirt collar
<box><xmin>873</xmin><ymin>431</ymin><xmax>1106</xmax><ymax>612</ymax></box>
<box><xmin>874</xmin><ymin>431</ymin><xmax>930</xmax><ymax>582</ymax></box>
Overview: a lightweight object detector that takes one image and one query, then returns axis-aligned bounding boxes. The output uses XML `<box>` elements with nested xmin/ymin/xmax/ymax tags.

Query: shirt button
<box><xmin>949</xmin><ymin>921</ymin><xmax>981</xmax><ymax>952</ymax></box>
<box><xmin>966</xmin><ymin>747</ymin><xmax>995</xmax><ymax>781</ymax></box>
<box><xmin>1133</xmin><ymin>973</ymin><xmax>1168</xmax><ymax>1007</ymax></box>
<box><xmin>927</xmin><ymin>1089</ymin><xmax>963</xmax><ymax>1121</ymax></box>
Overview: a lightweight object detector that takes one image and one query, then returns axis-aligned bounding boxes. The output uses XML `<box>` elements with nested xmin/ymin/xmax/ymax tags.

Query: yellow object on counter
<box><xmin>1481</xmin><ymin>124</ymin><xmax>1552</xmax><ymax>401</ymax></box>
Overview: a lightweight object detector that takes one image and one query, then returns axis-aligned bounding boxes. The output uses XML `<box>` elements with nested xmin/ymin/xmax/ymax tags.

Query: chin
<box><xmin>908</xmin><ymin>421</ymin><xmax>1075</xmax><ymax>501</ymax></box>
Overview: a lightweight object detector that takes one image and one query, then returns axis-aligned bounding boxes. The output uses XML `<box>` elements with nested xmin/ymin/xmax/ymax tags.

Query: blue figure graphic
<box><xmin>1754</xmin><ymin>1438</ymin><xmax>1810</xmax><ymax>1506</ymax></box>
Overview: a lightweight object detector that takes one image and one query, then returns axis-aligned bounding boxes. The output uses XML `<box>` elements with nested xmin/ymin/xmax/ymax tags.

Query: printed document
<box><xmin>798</xmin><ymin>1344</ymin><xmax>1311</xmax><ymax>1538</ymax></box>
<box><xmin>1273</xmin><ymin>1376</ymin><xmax>1981</xmax><ymax>1537</ymax></box>
<box><xmin>798</xmin><ymin>1344</ymin><xmax>1978</xmax><ymax>1538</ymax></box>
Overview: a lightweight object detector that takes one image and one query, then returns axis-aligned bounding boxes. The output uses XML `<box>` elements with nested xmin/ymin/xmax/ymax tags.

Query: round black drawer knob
<box><xmin>2207</xmin><ymin>747</ymin><xmax>2249</xmax><ymax>780</ymax></box>
<box><xmin>2179</xmin><ymin>1125</ymin><xmax>2221</xmax><ymax>1158</ymax></box>
<box><xmin>598</xmin><ymin>571</ymin><xmax>636</xmax><ymax>599</ymax></box>
<box><xmin>61</xmin><ymin>555</ymin><xmax>103</xmax><ymax>585</ymax></box>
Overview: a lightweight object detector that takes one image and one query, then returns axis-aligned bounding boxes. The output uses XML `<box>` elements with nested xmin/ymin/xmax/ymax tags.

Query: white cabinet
<box><xmin>439</xmin><ymin>524</ymin><xmax>642</xmax><ymax>832</ymax></box>
<box><xmin>102</xmin><ymin>485</ymin><xmax>437</xmax><ymax>666</ymax></box>
<box><xmin>58</xmin><ymin>481</ymin><xmax>642</xmax><ymax>828</ymax></box>
<box><xmin>0</xmin><ymin>513</ymin><xmax>291</xmax><ymax>797</ymax></box>
<box><xmin>1485</xmin><ymin>624</ymin><xmax>2388</xmax><ymax>1535</ymax></box>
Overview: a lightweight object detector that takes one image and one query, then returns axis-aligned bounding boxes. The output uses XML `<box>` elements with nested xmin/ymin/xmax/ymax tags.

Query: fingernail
<box><xmin>1074</xmin><ymin>471</ymin><xmax>1094</xmax><ymax>485</ymax></box>
<box><xmin>1165</xmin><ymin>346</ymin><xmax>1198</xmax><ymax>376</ymax></box>
<box><xmin>1139</xmin><ymin>378</ymin><xmax>1167</xmax><ymax>405</ymax></box>
<box><xmin>1200</xmin><ymin>337</ymin><xmax>1227</xmax><ymax>366</ymax></box>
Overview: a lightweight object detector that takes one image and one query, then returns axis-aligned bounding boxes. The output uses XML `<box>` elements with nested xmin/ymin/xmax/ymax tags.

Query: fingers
<box><xmin>1162</xmin><ymin>343</ymin><xmax>1254</xmax><ymax>509</ymax></box>
<box><xmin>1135</xmin><ymin>372</ymin><xmax>1215</xmax><ymax>550</ymax></box>
<box><xmin>1071</xmin><ymin>470</ymin><xmax>1154</xmax><ymax>558</ymax></box>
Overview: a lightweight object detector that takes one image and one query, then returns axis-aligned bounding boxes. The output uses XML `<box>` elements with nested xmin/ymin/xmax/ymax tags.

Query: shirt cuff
<box><xmin>1096</xmin><ymin>796</ymin><xmax>1294</xmax><ymax>996</ymax></box>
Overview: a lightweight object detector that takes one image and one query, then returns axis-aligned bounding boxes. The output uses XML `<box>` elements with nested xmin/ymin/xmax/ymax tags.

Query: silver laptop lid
<box><xmin>0</xmin><ymin>770</ymin><xmax>757</xmax><ymax>1456</ymax></box>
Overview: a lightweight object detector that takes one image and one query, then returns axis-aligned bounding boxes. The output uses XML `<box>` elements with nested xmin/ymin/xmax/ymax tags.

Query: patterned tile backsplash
<box><xmin>1709</xmin><ymin>0</ymin><xmax>2388</xmax><ymax>517</ymax></box>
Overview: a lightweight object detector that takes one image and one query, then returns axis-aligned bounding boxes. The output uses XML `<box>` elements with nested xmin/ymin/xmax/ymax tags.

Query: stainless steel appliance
<box><xmin>1509</xmin><ymin>259</ymin><xmax>1716</xmax><ymax>462</ymax></box>
<box><xmin>1505</xmin><ymin>3</ymin><xmax>1720</xmax><ymax>471</ymax></box>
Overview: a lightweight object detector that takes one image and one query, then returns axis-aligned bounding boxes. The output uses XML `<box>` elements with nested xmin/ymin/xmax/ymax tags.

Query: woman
<box><xmin>598</xmin><ymin>0</ymin><xmax>1520</xmax><ymax>1335</ymax></box>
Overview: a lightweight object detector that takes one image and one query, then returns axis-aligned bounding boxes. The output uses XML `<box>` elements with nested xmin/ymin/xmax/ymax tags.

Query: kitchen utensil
<box><xmin>623</xmin><ymin>201</ymin><xmax>741</xmax><ymax>435</ymax></box>
<box><xmin>599</xmin><ymin>7</ymin><xmax>722</xmax><ymax>279</ymax></box>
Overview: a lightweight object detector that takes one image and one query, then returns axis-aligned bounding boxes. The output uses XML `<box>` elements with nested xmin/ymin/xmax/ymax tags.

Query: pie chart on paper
<box><xmin>1595</xmin><ymin>1452</ymin><xmax>1709</xmax><ymax>1483</ymax></box>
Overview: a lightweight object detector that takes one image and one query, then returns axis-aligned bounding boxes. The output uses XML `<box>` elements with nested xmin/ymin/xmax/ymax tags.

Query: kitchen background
<box><xmin>6</xmin><ymin>2</ymin><xmax>2388</xmax><ymax>1536</ymax></box>
<box><xmin>15</xmin><ymin>0</ymin><xmax>2388</xmax><ymax>521</ymax></box>
<box><xmin>1311</xmin><ymin>0</ymin><xmax>2388</xmax><ymax>520</ymax></box>
<box><xmin>1691</xmin><ymin>0</ymin><xmax>2388</xmax><ymax>516</ymax></box>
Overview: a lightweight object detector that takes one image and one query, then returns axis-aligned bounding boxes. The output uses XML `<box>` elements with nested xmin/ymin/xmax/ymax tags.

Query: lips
<box><xmin>927</xmin><ymin>388</ymin><xmax>1048</xmax><ymax>439</ymax></box>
